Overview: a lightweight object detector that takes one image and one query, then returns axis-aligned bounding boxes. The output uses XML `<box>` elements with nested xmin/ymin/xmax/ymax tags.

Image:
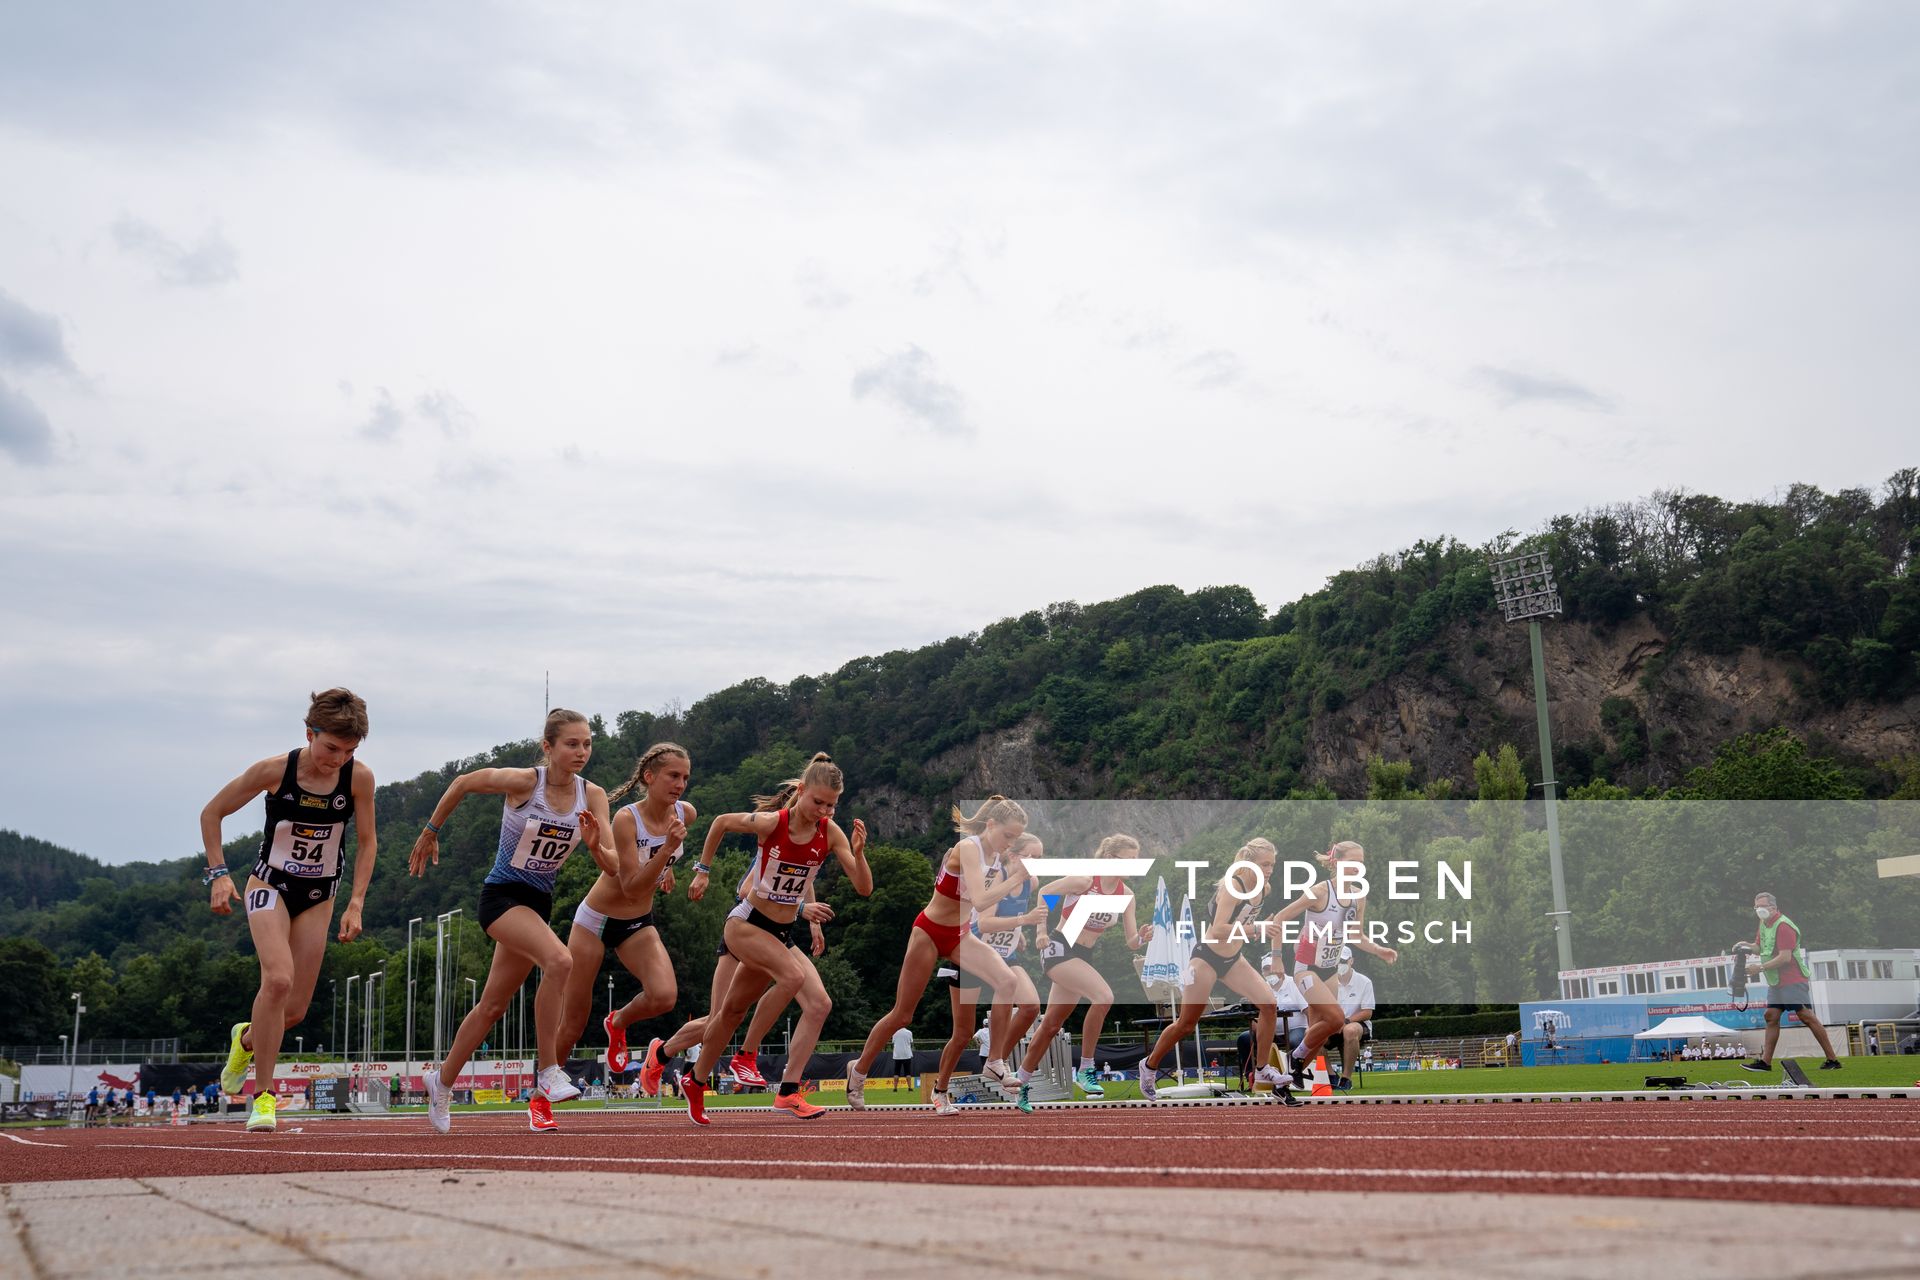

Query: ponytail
<box><xmin>951</xmin><ymin>795</ymin><xmax>1027</xmax><ymax>835</ymax></box>
<box><xmin>753</xmin><ymin>751</ymin><xmax>844</xmax><ymax>811</ymax></box>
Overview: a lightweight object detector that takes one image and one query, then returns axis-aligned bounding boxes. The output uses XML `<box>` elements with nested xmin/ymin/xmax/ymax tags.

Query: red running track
<box><xmin>6</xmin><ymin>1101</ymin><xmax>1919</xmax><ymax>1208</ymax></box>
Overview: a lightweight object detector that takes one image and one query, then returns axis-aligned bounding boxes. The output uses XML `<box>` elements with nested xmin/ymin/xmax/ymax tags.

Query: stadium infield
<box><xmin>6</xmin><ymin>1094</ymin><xmax>1920</xmax><ymax>1278</ymax></box>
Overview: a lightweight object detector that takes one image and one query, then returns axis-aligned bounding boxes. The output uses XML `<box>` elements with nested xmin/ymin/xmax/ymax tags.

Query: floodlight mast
<box><xmin>1489</xmin><ymin>550</ymin><xmax>1575</xmax><ymax>976</ymax></box>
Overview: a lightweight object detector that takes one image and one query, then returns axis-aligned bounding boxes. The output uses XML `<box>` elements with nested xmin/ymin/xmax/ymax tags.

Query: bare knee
<box><xmin>542</xmin><ymin>949</ymin><xmax>573</xmax><ymax>982</ymax></box>
<box><xmin>800</xmin><ymin>987</ymin><xmax>831</xmax><ymax>1019</ymax></box>
<box><xmin>260</xmin><ymin>970</ymin><xmax>293</xmax><ymax>1003</ymax></box>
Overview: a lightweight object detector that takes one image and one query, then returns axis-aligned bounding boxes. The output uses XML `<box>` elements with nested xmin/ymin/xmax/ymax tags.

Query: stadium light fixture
<box><xmin>1488</xmin><ymin>549</ymin><xmax>1575</xmax><ymax>975</ymax></box>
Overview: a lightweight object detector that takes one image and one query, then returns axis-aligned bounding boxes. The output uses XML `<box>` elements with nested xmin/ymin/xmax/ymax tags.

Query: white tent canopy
<box><xmin>1635</xmin><ymin>1015</ymin><xmax>1743</xmax><ymax>1041</ymax></box>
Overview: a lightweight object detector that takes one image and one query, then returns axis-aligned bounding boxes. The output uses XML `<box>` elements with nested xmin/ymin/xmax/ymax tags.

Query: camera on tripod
<box><xmin>1729</xmin><ymin>941</ymin><xmax>1756</xmax><ymax>1003</ymax></box>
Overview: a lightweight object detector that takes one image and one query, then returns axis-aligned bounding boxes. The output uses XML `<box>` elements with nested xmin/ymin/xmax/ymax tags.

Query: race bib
<box><xmin>509</xmin><ymin>820</ymin><xmax>578</xmax><ymax>875</ymax></box>
<box><xmin>982</xmin><ymin>928</ymin><xmax>1021</xmax><ymax>958</ymax></box>
<box><xmin>761</xmin><ymin>859</ymin><xmax>812</xmax><ymax>905</ymax></box>
<box><xmin>267</xmin><ymin>820</ymin><xmax>343</xmax><ymax>879</ymax></box>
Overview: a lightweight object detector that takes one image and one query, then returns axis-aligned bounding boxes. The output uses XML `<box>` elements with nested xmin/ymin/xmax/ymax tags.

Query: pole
<box><xmin>406</xmin><ymin>916</ymin><xmax>421</xmax><ymax>1084</ymax></box>
<box><xmin>345</xmin><ymin>976</ymin><xmax>358</xmax><ymax>1076</ymax></box>
<box><xmin>1529</xmin><ymin>620</ymin><xmax>1575</xmax><ymax>974</ymax></box>
<box><xmin>331</xmin><ymin>980</ymin><xmax>338</xmax><ymax>1062</ymax></box>
<box><xmin>66</xmin><ymin>993</ymin><xmax>82</xmax><ymax>1105</ymax></box>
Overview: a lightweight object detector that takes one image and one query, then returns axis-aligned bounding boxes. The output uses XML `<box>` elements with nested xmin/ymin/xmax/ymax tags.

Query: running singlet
<box><xmin>1294</xmin><ymin>881</ymin><xmax>1357</xmax><ymax>971</ymax></box>
<box><xmin>746</xmin><ymin>807</ymin><xmax>832</xmax><ymax>906</ymax></box>
<box><xmin>974</xmin><ymin>858</ymin><xmax>1031</xmax><ymax>959</ymax></box>
<box><xmin>486</xmin><ymin>766</ymin><xmax>587</xmax><ymax>892</ymax></box>
<box><xmin>933</xmin><ymin>835</ymin><xmax>986</xmax><ymax>902</ymax></box>
<box><xmin>1040</xmin><ymin>876</ymin><xmax>1131</xmax><ymax>962</ymax></box>
<box><xmin>1204</xmin><ymin>874</ymin><xmax>1270</xmax><ymax>954</ymax></box>
<box><xmin>255</xmin><ymin>750</ymin><xmax>352</xmax><ymax>884</ymax></box>
<box><xmin>626</xmin><ymin>800</ymin><xmax>687</xmax><ymax>864</ymax></box>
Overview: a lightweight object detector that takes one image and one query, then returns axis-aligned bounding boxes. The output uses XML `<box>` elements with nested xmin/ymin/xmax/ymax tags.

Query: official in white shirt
<box><xmin>1331</xmin><ymin>947</ymin><xmax>1375</xmax><ymax>1090</ymax></box>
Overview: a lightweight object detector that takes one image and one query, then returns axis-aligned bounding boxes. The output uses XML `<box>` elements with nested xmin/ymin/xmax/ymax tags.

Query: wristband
<box><xmin>202</xmin><ymin>865</ymin><xmax>231</xmax><ymax>887</ymax></box>
<box><xmin>692</xmin><ymin>863</ymin><xmax>711</xmax><ymax>875</ymax></box>
<box><xmin>424</xmin><ymin>820</ymin><xmax>442</xmax><ymax>835</ymax></box>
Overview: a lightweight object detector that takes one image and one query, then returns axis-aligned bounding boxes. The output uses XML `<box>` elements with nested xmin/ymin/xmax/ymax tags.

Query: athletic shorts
<box><xmin>726</xmin><ymin>900</ymin><xmax>796</xmax><ymax>945</ymax></box>
<box><xmin>1040</xmin><ymin>938</ymin><xmax>1100</xmax><ymax>975</ymax></box>
<box><xmin>479</xmin><ymin>879</ymin><xmax>554</xmax><ymax>931</ymax></box>
<box><xmin>572</xmin><ymin>900</ymin><xmax>656</xmax><ymax>950</ymax></box>
<box><xmin>1190</xmin><ymin>945</ymin><xmax>1241</xmax><ymax>980</ymax></box>
<box><xmin>892</xmin><ymin>1055</ymin><xmax>914</xmax><ymax>1076</ymax></box>
<box><xmin>247</xmin><ymin>860</ymin><xmax>340</xmax><ymax>920</ymax></box>
<box><xmin>1767</xmin><ymin>981</ymin><xmax>1812</xmax><ymax>1012</ymax></box>
<box><xmin>913</xmin><ymin>911</ymin><xmax>966</xmax><ymax>958</ymax></box>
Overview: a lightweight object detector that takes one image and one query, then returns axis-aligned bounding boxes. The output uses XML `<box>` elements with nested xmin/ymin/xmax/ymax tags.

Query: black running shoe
<box><xmin>1819</xmin><ymin>1059</ymin><xmax>1843</xmax><ymax>1070</ymax></box>
<box><xmin>1741</xmin><ymin>1059</ymin><xmax>1772</xmax><ymax>1072</ymax></box>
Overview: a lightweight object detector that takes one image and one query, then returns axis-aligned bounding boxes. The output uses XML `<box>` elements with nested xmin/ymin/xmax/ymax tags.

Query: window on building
<box><xmin>1562</xmin><ymin>977</ymin><xmax>1592</xmax><ymax>999</ymax></box>
<box><xmin>1663</xmin><ymin>973</ymin><xmax>1689</xmax><ymax>990</ymax></box>
<box><xmin>1595</xmin><ymin>978</ymin><xmax>1620</xmax><ymax>997</ymax></box>
<box><xmin>1624</xmin><ymin>972</ymin><xmax>1654</xmax><ymax>995</ymax></box>
<box><xmin>1694</xmin><ymin>964</ymin><xmax>1728</xmax><ymax>989</ymax></box>
<box><xmin>1813</xmin><ymin>961</ymin><xmax>1840</xmax><ymax>980</ymax></box>
<box><xmin>1871</xmin><ymin>960</ymin><xmax>1895</xmax><ymax>980</ymax></box>
<box><xmin>1846</xmin><ymin>960</ymin><xmax>1869</xmax><ymax>980</ymax></box>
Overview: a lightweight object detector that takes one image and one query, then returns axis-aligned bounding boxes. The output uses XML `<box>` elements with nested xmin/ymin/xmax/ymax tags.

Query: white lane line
<box><xmin>268</xmin><ymin>1130</ymin><xmax>1920</xmax><ymax>1145</ymax></box>
<box><xmin>99</xmin><ymin>1142</ymin><xmax>1920</xmax><ymax>1193</ymax></box>
<box><xmin>1</xmin><ymin>1132</ymin><xmax>64</xmax><ymax>1147</ymax></box>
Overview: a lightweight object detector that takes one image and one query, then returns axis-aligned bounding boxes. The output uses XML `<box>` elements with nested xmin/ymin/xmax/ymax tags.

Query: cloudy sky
<box><xmin>1</xmin><ymin>3</ymin><xmax>1914</xmax><ymax>863</ymax></box>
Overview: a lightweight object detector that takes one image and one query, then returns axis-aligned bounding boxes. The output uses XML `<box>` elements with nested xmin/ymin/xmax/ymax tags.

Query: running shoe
<box><xmin>1137</xmin><ymin>1059</ymin><xmax>1159</xmax><ymax>1101</ymax></box>
<box><xmin>773</xmin><ymin>1090</ymin><xmax>826</xmax><ymax>1120</ymax></box>
<box><xmin>424</xmin><ymin>1072</ymin><xmax>452</xmax><ymax>1134</ymax></box>
<box><xmin>639</xmin><ymin>1037</ymin><xmax>666</xmax><ymax>1097</ymax></box>
<box><xmin>932</xmin><ymin>1090</ymin><xmax>959</xmax><ymax>1116</ymax></box>
<box><xmin>1333</xmin><ymin>1074</ymin><xmax>1354</xmax><ymax>1093</ymax></box>
<box><xmin>528</xmin><ymin>1093</ymin><xmax>557</xmax><ymax>1132</ymax></box>
<box><xmin>604</xmin><ymin>1012</ymin><xmax>628</xmax><ymax>1073</ymax></box>
<box><xmin>1741</xmin><ymin>1059</ymin><xmax>1772</xmax><ymax>1072</ymax></box>
<box><xmin>1073</xmin><ymin>1066</ymin><xmax>1104</xmax><ymax>1097</ymax></box>
<box><xmin>1254</xmin><ymin>1063</ymin><xmax>1290</xmax><ymax>1089</ymax></box>
<box><xmin>1819</xmin><ymin>1059</ymin><xmax>1843</xmax><ymax>1070</ymax></box>
<box><xmin>245</xmin><ymin>1092</ymin><xmax>277</xmax><ymax>1133</ymax></box>
<box><xmin>845</xmin><ymin>1062</ymin><xmax>868</xmax><ymax>1111</ymax></box>
<box><xmin>220</xmin><ymin>1022</ymin><xmax>254</xmax><ymax>1095</ymax></box>
<box><xmin>981</xmin><ymin>1058</ymin><xmax>1010</xmax><ymax>1088</ymax></box>
<box><xmin>683</xmin><ymin>1076</ymin><xmax>710</xmax><ymax>1126</ymax></box>
<box><xmin>1015</xmin><ymin>1083</ymin><xmax>1034</xmax><ymax>1115</ymax></box>
<box><xmin>538</xmin><ymin>1065</ymin><xmax>581</xmax><ymax>1103</ymax></box>
<box><xmin>729</xmin><ymin>1052</ymin><xmax>768</xmax><ymax>1089</ymax></box>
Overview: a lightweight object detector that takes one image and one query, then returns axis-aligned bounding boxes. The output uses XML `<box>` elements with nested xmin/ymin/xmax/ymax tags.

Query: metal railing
<box><xmin>1</xmin><ymin>1039</ymin><xmax>182</xmax><ymax>1064</ymax></box>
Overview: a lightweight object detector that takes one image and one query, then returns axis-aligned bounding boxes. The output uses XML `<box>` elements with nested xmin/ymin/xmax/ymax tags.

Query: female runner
<box><xmin>679</xmin><ymin>753</ymin><xmax>870</xmax><ymax>1123</ymax></box>
<box><xmin>1012</xmin><ymin>833</ymin><xmax>1152</xmax><ymax>1112</ymax></box>
<box><xmin>409</xmin><ymin>708</ymin><xmax>630</xmax><ymax>1133</ymax></box>
<box><xmin>203</xmin><ymin>688</ymin><xmax>377</xmax><ymax>1134</ymax></box>
<box><xmin>553</xmin><ymin>742</ymin><xmax>692</xmax><ymax>1073</ymax></box>
<box><xmin>846</xmin><ymin>797</ymin><xmax>1030</xmax><ymax>1110</ymax></box>
<box><xmin>929</xmin><ymin>832</ymin><xmax>1047</xmax><ymax>1114</ymax></box>
<box><xmin>1270</xmin><ymin>840</ymin><xmax>1397</xmax><ymax>1086</ymax></box>
<box><xmin>1134</xmin><ymin>838</ymin><xmax>1297</xmax><ymax>1105</ymax></box>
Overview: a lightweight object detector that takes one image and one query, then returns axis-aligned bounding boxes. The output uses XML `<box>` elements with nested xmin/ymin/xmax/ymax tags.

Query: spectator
<box><xmin>972</xmin><ymin>1018</ymin><xmax>991</xmax><ymax>1062</ymax></box>
<box><xmin>203</xmin><ymin>1081</ymin><xmax>220</xmax><ymax>1115</ymax></box>
<box><xmin>1331</xmin><ymin>946</ymin><xmax>1374</xmax><ymax>1091</ymax></box>
<box><xmin>1739</xmin><ymin>892</ymin><xmax>1842</xmax><ymax>1073</ymax></box>
<box><xmin>888</xmin><ymin>1026</ymin><xmax>916</xmax><ymax>1091</ymax></box>
<box><xmin>85</xmin><ymin>1086</ymin><xmax>100</xmax><ymax>1125</ymax></box>
<box><xmin>1504</xmin><ymin>1029</ymin><xmax>1517</xmax><ymax>1063</ymax></box>
<box><xmin>1866</xmin><ymin>1027</ymin><xmax>1879</xmax><ymax>1056</ymax></box>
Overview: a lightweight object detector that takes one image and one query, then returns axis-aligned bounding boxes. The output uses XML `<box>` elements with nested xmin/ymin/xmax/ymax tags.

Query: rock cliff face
<box><xmin>862</xmin><ymin>615</ymin><xmax>1918</xmax><ymax>837</ymax></box>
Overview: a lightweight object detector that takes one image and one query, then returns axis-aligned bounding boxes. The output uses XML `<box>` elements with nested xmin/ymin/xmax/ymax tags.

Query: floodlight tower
<box><xmin>1489</xmin><ymin>549</ymin><xmax>1574</xmax><ymax>974</ymax></box>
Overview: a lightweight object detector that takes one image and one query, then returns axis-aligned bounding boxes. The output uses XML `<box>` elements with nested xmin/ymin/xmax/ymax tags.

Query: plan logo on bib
<box><xmin>1022</xmin><ymin>857</ymin><xmax>1155</xmax><ymax>945</ymax></box>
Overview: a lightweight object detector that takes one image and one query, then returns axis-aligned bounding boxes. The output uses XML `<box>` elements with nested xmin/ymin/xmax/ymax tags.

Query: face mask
<box><xmin>1755</xmin><ymin>906</ymin><xmax>1772</xmax><ymax>920</ymax></box>
<box><xmin>1337</xmin><ymin>964</ymin><xmax>1353</xmax><ymax>979</ymax></box>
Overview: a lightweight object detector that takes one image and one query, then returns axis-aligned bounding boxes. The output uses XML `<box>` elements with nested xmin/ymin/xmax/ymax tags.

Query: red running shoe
<box><xmin>683</xmin><ymin>1076</ymin><xmax>710</xmax><ymax>1126</ymax></box>
<box><xmin>639</xmin><ymin>1037</ymin><xmax>665</xmax><ymax>1098</ymax></box>
<box><xmin>773</xmin><ymin>1090</ymin><xmax>825</xmax><ymax>1120</ymax></box>
<box><xmin>604</xmin><ymin>1012</ymin><xmax>628</xmax><ymax>1073</ymax></box>
<box><xmin>728</xmin><ymin>1051</ymin><xmax>767</xmax><ymax>1089</ymax></box>
<box><xmin>528</xmin><ymin>1094</ymin><xmax>557</xmax><ymax>1132</ymax></box>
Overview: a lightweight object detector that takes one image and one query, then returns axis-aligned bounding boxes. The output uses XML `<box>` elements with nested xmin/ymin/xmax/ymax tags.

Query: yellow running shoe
<box><xmin>245</xmin><ymin>1091</ymin><xmax>277</xmax><ymax>1133</ymax></box>
<box><xmin>220</xmin><ymin>1022</ymin><xmax>253</xmax><ymax>1094</ymax></box>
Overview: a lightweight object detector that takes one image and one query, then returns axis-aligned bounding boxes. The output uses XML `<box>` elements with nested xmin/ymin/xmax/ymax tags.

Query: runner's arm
<box><xmin>337</xmin><ymin>761</ymin><xmax>378</xmax><ymax>941</ymax></box>
<box><xmin>829</xmin><ymin>818</ymin><xmax>872</xmax><ymax>896</ymax></box>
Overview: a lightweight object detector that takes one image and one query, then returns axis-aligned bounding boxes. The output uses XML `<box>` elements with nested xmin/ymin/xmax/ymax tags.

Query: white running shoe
<box><xmin>1137</xmin><ymin>1058</ymin><xmax>1159</xmax><ymax>1101</ymax></box>
<box><xmin>1254</xmin><ymin>1064</ymin><xmax>1291</xmax><ymax>1088</ymax></box>
<box><xmin>846</xmin><ymin>1062</ymin><xmax>868</xmax><ymax>1111</ymax></box>
<box><xmin>424</xmin><ymin>1073</ymin><xmax>452</xmax><ymax>1134</ymax></box>
<box><xmin>538</xmin><ymin>1065</ymin><xmax>581</xmax><ymax>1103</ymax></box>
<box><xmin>932</xmin><ymin>1090</ymin><xmax>959</xmax><ymax>1116</ymax></box>
<box><xmin>982</xmin><ymin>1058</ymin><xmax>1016</xmax><ymax>1099</ymax></box>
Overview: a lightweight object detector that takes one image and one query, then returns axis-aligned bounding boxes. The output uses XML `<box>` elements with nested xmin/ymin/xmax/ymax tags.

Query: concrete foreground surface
<box><xmin>4</xmin><ymin>1170</ymin><xmax>1919</xmax><ymax>1279</ymax></box>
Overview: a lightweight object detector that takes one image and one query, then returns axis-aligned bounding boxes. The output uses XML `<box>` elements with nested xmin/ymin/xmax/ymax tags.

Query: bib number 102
<box><xmin>527</xmin><ymin>837</ymin><xmax>570</xmax><ymax>864</ymax></box>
